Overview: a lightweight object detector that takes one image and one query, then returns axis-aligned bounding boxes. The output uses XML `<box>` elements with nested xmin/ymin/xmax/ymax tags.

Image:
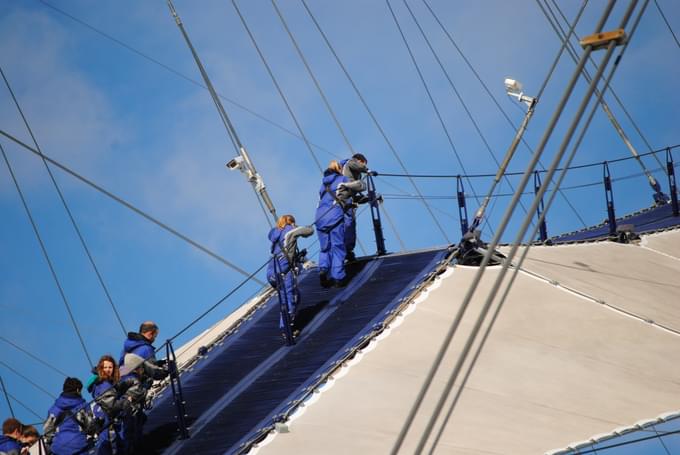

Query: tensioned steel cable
<box><xmin>230</xmin><ymin>0</ymin><xmax>323</xmax><ymax>174</ymax></box>
<box><xmin>550</xmin><ymin>0</ymin><xmax>666</xmax><ymax>172</ymax></box>
<box><xmin>654</xmin><ymin>0</ymin><xmax>680</xmax><ymax>50</ymax></box>
<box><xmin>384</xmin><ymin>0</ymin><xmax>495</xmax><ymax>239</ymax></box>
<box><xmin>377</xmin><ymin>143</ymin><xmax>680</xmax><ymax>178</ymax></box>
<box><xmin>35</xmin><ymin>0</ymin><xmax>489</xmax><ymax>242</ymax></box>
<box><xmin>395</xmin><ymin>0</ymin><xmax>536</xmax><ymax>234</ymax></box>
<box><xmin>0</xmin><ymin>361</ymin><xmax>56</xmax><ymax>399</ymax></box>
<box><xmin>300</xmin><ymin>0</ymin><xmax>451</xmax><ymax>243</ymax></box>
<box><xmin>542</xmin><ymin>0</ymin><xmax>667</xmax><ymax>178</ymax></box>
<box><xmin>0</xmin><ymin>336</ymin><xmax>68</xmax><ymax>377</ymax></box>
<box><xmin>419</xmin><ymin>0</ymin><xmax>589</xmax><ymax>229</ymax></box>
<box><xmin>270</xmin><ymin>0</ymin><xmax>354</xmax><ymax>157</ymax></box>
<box><xmin>271</xmin><ymin>0</ymin><xmax>407</xmax><ymax>250</ymax></box>
<box><xmin>0</xmin><ymin>66</ymin><xmax>127</xmax><ymax>335</ymax></box>
<box><xmin>391</xmin><ymin>1</ymin><xmax>619</xmax><ymax>452</ymax></box>
<box><xmin>6</xmin><ymin>391</ymin><xmax>42</xmax><ymax>421</ymax></box>
<box><xmin>0</xmin><ymin>142</ymin><xmax>93</xmax><ymax>367</ymax></box>
<box><xmin>0</xmin><ymin>376</ymin><xmax>14</xmax><ymax>417</ymax></box>
<box><xmin>429</xmin><ymin>7</ymin><xmax>651</xmax><ymax>448</ymax></box>
<box><xmin>0</xmin><ymin>130</ymin><xmax>265</xmax><ymax>286</ymax></box>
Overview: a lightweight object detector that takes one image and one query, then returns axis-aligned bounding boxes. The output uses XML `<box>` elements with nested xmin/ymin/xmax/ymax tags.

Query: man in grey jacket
<box><xmin>339</xmin><ymin>153</ymin><xmax>371</xmax><ymax>262</ymax></box>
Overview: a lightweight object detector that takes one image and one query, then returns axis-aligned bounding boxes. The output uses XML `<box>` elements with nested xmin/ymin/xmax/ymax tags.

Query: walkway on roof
<box><xmin>140</xmin><ymin>247</ymin><xmax>451</xmax><ymax>454</ymax></box>
<box><xmin>257</xmin><ymin>229</ymin><xmax>680</xmax><ymax>454</ymax></box>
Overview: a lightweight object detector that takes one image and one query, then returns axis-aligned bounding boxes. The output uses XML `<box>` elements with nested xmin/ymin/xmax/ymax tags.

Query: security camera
<box><xmin>226</xmin><ymin>156</ymin><xmax>244</xmax><ymax>171</ymax></box>
<box><xmin>504</xmin><ymin>78</ymin><xmax>522</xmax><ymax>94</ymax></box>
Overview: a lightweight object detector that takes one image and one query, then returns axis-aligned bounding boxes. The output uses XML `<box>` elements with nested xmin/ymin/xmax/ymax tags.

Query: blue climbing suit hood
<box><xmin>0</xmin><ymin>435</ymin><xmax>22</xmax><ymax>454</ymax></box>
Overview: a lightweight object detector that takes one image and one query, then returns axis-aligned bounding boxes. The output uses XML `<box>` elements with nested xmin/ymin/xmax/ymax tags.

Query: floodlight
<box><xmin>504</xmin><ymin>77</ymin><xmax>535</xmax><ymax>108</ymax></box>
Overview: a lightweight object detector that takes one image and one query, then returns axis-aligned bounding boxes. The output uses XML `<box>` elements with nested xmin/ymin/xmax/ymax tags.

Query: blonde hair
<box><xmin>327</xmin><ymin>160</ymin><xmax>342</xmax><ymax>174</ymax></box>
<box><xmin>277</xmin><ymin>214</ymin><xmax>296</xmax><ymax>229</ymax></box>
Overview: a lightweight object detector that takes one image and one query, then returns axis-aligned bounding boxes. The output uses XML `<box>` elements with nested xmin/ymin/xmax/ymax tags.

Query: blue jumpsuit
<box><xmin>315</xmin><ymin>170</ymin><xmax>349</xmax><ymax>282</ymax></box>
<box><xmin>88</xmin><ymin>379</ymin><xmax>121</xmax><ymax>455</ymax></box>
<box><xmin>267</xmin><ymin>224</ymin><xmax>299</xmax><ymax>330</ymax></box>
<box><xmin>45</xmin><ymin>393</ymin><xmax>94</xmax><ymax>455</ymax></box>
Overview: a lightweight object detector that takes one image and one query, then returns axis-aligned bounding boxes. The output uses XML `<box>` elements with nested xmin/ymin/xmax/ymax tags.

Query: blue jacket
<box><xmin>45</xmin><ymin>393</ymin><xmax>91</xmax><ymax>455</ymax></box>
<box><xmin>0</xmin><ymin>435</ymin><xmax>21</xmax><ymax>455</ymax></box>
<box><xmin>119</xmin><ymin>332</ymin><xmax>167</xmax><ymax>383</ymax></box>
<box><xmin>315</xmin><ymin>171</ymin><xmax>349</xmax><ymax>232</ymax></box>
<box><xmin>267</xmin><ymin>224</ymin><xmax>295</xmax><ymax>284</ymax></box>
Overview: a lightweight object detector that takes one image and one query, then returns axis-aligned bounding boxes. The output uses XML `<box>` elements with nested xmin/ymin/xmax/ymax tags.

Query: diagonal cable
<box><xmin>0</xmin><ymin>361</ymin><xmax>56</xmax><ymax>399</ymax></box>
<box><xmin>654</xmin><ymin>0</ymin><xmax>680</xmax><ymax>50</ymax></box>
<box><xmin>1</xmin><ymin>142</ymin><xmax>93</xmax><ymax>367</ymax></box>
<box><xmin>231</xmin><ymin>0</ymin><xmax>323</xmax><ymax>173</ymax></box>
<box><xmin>0</xmin><ymin>130</ymin><xmax>264</xmax><ymax>285</ymax></box>
<box><xmin>424</xmin><ymin>2</ymin><xmax>646</xmax><ymax>452</ymax></box>
<box><xmin>420</xmin><ymin>0</ymin><xmax>589</xmax><ymax>229</ymax></box>
<box><xmin>0</xmin><ymin>376</ymin><xmax>14</xmax><ymax>417</ymax></box>
<box><xmin>0</xmin><ymin>336</ymin><xmax>68</xmax><ymax>377</ymax></box>
<box><xmin>386</xmin><ymin>0</ymin><xmax>499</xmax><ymax>238</ymax></box>
<box><xmin>300</xmin><ymin>0</ymin><xmax>451</xmax><ymax>243</ymax></box>
<box><xmin>6</xmin><ymin>391</ymin><xmax>43</xmax><ymax>421</ymax></box>
<box><xmin>392</xmin><ymin>1</ymin><xmax>618</xmax><ymax>451</ymax></box>
<box><xmin>1</xmin><ymin>65</ymin><xmax>126</xmax><ymax>335</ymax></box>
<box><xmin>546</xmin><ymin>0</ymin><xmax>666</xmax><ymax>173</ymax></box>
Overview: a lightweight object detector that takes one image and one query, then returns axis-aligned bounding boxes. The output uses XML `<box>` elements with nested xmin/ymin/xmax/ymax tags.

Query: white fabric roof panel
<box><xmin>257</xmin><ymin>230</ymin><xmax>680</xmax><ymax>454</ymax></box>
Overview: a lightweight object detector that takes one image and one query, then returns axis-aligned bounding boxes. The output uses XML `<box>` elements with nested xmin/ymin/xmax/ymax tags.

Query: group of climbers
<box><xmin>267</xmin><ymin>153</ymin><xmax>375</xmax><ymax>339</ymax></box>
<box><xmin>0</xmin><ymin>418</ymin><xmax>38</xmax><ymax>455</ymax></box>
<box><xmin>1</xmin><ymin>321</ymin><xmax>169</xmax><ymax>455</ymax></box>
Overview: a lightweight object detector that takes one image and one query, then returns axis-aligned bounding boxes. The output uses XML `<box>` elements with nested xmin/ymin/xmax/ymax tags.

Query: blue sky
<box><xmin>1</xmin><ymin>0</ymin><xmax>679</xmax><ymax>447</ymax></box>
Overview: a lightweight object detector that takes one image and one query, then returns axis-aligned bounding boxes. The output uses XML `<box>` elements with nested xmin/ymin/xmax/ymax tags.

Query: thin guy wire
<box><xmin>36</xmin><ymin>0</ymin><xmax>470</xmax><ymax>241</ymax></box>
<box><xmin>0</xmin><ymin>65</ymin><xmax>127</xmax><ymax>335</ymax></box>
<box><xmin>391</xmin><ymin>1</ymin><xmax>617</xmax><ymax>451</ymax></box>
<box><xmin>384</xmin><ymin>0</ymin><xmax>496</xmax><ymax>239</ymax></box>
<box><xmin>654</xmin><ymin>0</ymin><xmax>680</xmax><ymax>50</ymax></box>
<box><xmin>546</xmin><ymin>0</ymin><xmax>666</xmax><ymax>173</ymax></box>
<box><xmin>300</xmin><ymin>0</ymin><xmax>451</xmax><ymax>243</ymax></box>
<box><xmin>377</xmin><ymin>143</ymin><xmax>680</xmax><ymax>178</ymax></box>
<box><xmin>429</xmin><ymin>3</ymin><xmax>649</xmax><ymax>448</ymax></box>
<box><xmin>231</xmin><ymin>0</ymin><xmax>323</xmax><ymax>173</ymax></box>
<box><xmin>0</xmin><ymin>361</ymin><xmax>56</xmax><ymax>399</ymax></box>
<box><xmin>380</xmin><ymin>202</ymin><xmax>407</xmax><ymax>251</ymax></box>
<box><xmin>271</xmin><ymin>0</ymin><xmax>354</xmax><ymax>156</ymax></box>
<box><xmin>424</xmin><ymin>2</ymin><xmax>640</xmax><ymax>452</ymax></box>
<box><xmin>7</xmin><ymin>392</ymin><xmax>43</xmax><ymax>421</ymax></box>
<box><xmin>0</xmin><ymin>142</ymin><xmax>93</xmax><ymax>367</ymax></box>
<box><xmin>0</xmin><ymin>336</ymin><xmax>68</xmax><ymax>377</ymax></box>
<box><xmin>0</xmin><ymin>376</ymin><xmax>14</xmax><ymax>417</ymax></box>
<box><xmin>398</xmin><ymin>0</ymin><xmax>535</xmax><ymax>232</ymax></box>
<box><xmin>420</xmin><ymin>0</ymin><xmax>589</xmax><ymax>229</ymax></box>
<box><xmin>272</xmin><ymin>0</ymin><xmax>408</xmax><ymax>247</ymax></box>
<box><xmin>0</xmin><ymin>130</ymin><xmax>265</xmax><ymax>286</ymax></box>
<box><xmin>550</xmin><ymin>0</ymin><xmax>665</xmax><ymax>172</ymax></box>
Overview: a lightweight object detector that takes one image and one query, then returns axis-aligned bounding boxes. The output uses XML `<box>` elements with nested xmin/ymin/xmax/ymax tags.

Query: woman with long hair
<box><xmin>87</xmin><ymin>355</ymin><xmax>122</xmax><ymax>455</ymax></box>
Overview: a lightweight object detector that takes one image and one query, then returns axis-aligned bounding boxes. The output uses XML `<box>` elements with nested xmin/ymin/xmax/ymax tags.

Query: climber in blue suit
<box><xmin>315</xmin><ymin>160</ymin><xmax>363</xmax><ymax>287</ymax></box>
<box><xmin>267</xmin><ymin>214</ymin><xmax>314</xmax><ymax>332</ymax></box>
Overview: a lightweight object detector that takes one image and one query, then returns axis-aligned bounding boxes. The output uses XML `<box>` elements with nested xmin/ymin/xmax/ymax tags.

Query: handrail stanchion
<box><xmin>456</xmin><ymin>175</ymin><xmax>469</xmax><ymax>238</ymax></box>
<box><xmin>533</xmin><ymin>171</ymin><xmax>548</xmax><ymax>242</ymax></box>
<box><xmin>667</xmin><ymin>147</ymin><xmax>678</xmax><ymax>216</ymax></box>
<box><xmin>367</xmin><ymin>174</ymin><xmax>387</xmax><ymax>256</ymax></box>
<box><xmin>273</xmin><ymin>258</ymin><xmax>295</xmax><ymax>346</ymax></box>
<box><xmin>603</xmin><ymin>161</ymin><xmax>617</xmax><ymax>236</ymax></box>
<box><xmin>165</xmin><ymin>340</ymin><xmax>190</xmax><ymax>440</ymax></box>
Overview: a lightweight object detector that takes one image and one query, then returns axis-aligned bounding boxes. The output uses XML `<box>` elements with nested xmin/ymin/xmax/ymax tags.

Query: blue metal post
<box><xmin>274</xmin><ymin>257</ymin><xmax>295</xmax><ymax>346</ymax></box>
<box><xmin>603</xmin><ymin>162</ymin><xmax>617</xmax><ymax>236</ymax></box>
<box><xmin>456</xmin><ymin>176</ymin><xmax>469</xmax><ymax>237</ymax></box>
<box><xmin>533</xmin><ymin>171</ymin><xmax>548</xmax><ymax>242</ymax></box>
<box><xmin>165</xmin><ymin>340</ymin><xmax>190</xmax><ymax>439</ymax></box>
<box><xmin>367</xmin><ymin>174</ymin><xmax>387</xmax><ymax>256</ymax></box>
<box><xmin>667</xmin><ymin>148</ymin><xmax>678</xmax><ymax>216</ymax></box>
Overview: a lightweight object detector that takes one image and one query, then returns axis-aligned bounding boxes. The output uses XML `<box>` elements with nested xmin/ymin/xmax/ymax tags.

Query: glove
<box><xmin>367</xmin><ymin>170</ymin><xmax>378</xmax><ymax>176</ymax></box>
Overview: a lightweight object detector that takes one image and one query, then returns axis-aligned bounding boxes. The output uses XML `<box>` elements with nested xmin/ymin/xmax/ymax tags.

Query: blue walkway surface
<box><xmin>551</xmin><ymin>203</ymin><xmax>680</xmax><ymax>243</ymax></box>
<box><xmin>140</xmin><ymin>247</ymin><xmax>451</xmax><ymax>454</ymax></box>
